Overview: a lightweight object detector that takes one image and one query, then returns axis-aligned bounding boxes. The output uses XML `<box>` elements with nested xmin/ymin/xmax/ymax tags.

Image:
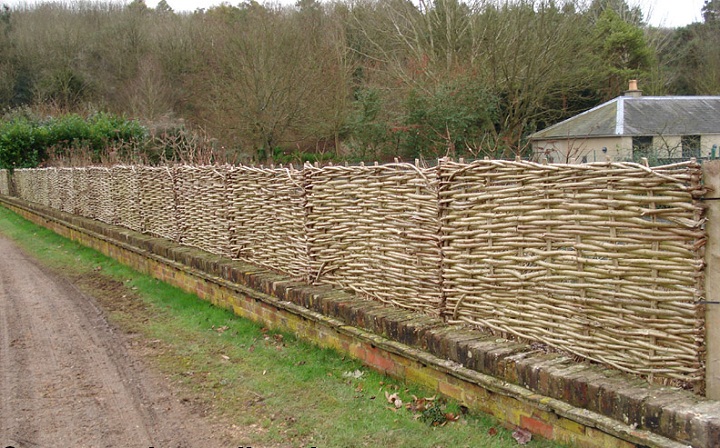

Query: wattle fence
<box><xmin>0</xmin><ymin>160</ymin><xmax>708</xmax><ymax>386</ymax></box>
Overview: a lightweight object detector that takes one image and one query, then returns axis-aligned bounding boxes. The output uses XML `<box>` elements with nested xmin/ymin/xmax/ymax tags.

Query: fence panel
<box><xmin>226</xmin><ymin>166</ymin><xmax>309</xmax><ymax>279</ymax></box>
<box><xmin>111</xmin><ymin>166</ymin><xmax>142</xmax><ymax>231</ymax></box>
<box><xmin>0</xmin><ymin>169</ymin><xmax>8</xmax><ymax>196</ymax></box>
<box><xmin>87</xmin><ymin>167</ymin><xmax>114</xmax><ymax>224</ymax></box>
<box><xmin>74</xmin><ymin>168</ymin><xmax>94</xmax><ymax>218</ymax></box>
<box><xmin>36</xmin><ymin>168</ymin><xmax>51</xmax><ymax>207</ymax></box>
<box><xmin>57</xmin><ymin>168</ymin><xmax>76</xmax><ymax>215</ymax></box>
<box><xmin>47</xmin><ymin>168</ymin><xmax>61</xmax><ymax>210</ymax></box>
<box><xmin>16</xmin><ymin>168</ymin><xmax>49</xmax><ymax>205</ymax></box>
<box><xmin>175</xmin><ymin>165</ymin><xmax>230</xmax><ymax>257</ymax></box>
<box><xmin>305</xmin><ymin>164</ymin><xmax>443</xmax><ymax>314</ymax></box>
<box><xmin>12</xmin><ymin>169</ymin><xmax>31</xmax><ymax>202</ymax></box>
<box><xmin>438</xmin><ymin>159</ymin><xmax>706</xmax><ymax>383</ymax></box>
<box><xmin>138</xmin><ymin>166</ymin><xmax>178</xmax><ymax>241</ymax></box>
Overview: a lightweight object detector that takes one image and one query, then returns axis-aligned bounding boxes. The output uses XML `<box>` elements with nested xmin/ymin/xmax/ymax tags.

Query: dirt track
<box><xmin>0</xmin><ymin>236</ymin><xmax>242</xmax><ymax>447</ymax></box>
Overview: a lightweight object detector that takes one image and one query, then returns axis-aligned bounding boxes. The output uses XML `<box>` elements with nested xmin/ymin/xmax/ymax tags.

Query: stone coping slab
<box><xmin>1</xmin><ymin>195</ymin><xmax>718</xmax><ymax>448</ymax></box>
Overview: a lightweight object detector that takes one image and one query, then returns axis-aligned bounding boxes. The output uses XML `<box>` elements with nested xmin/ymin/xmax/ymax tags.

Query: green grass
<box><xmin>0</xmin><ymin>205</ymin><xmax>566</xmax><ymax>448</ymax></box>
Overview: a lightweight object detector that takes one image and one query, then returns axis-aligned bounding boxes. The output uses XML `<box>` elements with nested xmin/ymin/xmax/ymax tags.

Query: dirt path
<box><xmin>0</xmin><ymin>236</ymin><xmax>243</xmax><ymax>448</ymax></box>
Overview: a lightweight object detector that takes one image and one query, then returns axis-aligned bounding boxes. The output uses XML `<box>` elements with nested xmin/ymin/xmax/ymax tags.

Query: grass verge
<box><xmin>0</xmin><ymin>205</ymin><xmax>564</xmax><ymax>448</ymax></box>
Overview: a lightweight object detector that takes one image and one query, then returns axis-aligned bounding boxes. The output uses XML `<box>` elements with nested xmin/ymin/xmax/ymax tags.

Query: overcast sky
<box><xmin>638</xmin><ymin>0</ymin><xmax>706</xmax><ymax>27</ymax></box>
<box><xmin>4</xmin><ymin>0</ymin><xmax>709</xmax><ymax>28</ymax></box>
<box><xmin>141</xmin><ymin>0</ymin><xmax>706</xmax><ymax>28</ymax></box>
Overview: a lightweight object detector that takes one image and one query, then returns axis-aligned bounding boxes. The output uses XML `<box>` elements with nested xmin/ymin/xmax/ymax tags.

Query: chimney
<box><xmin>625</xmin><ymin>79</ymin><xmax>642</xmax><ymax>98</ymax></box>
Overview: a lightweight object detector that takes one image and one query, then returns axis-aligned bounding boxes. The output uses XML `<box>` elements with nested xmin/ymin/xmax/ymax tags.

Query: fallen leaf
<box><xmin>488</xmin><ymin>427</ymin><xmax>498</xmax><ymax>436</ymax></box>
<box><xmin>512</xmin><ymin>428</ymin><xmax>532</xmax><ymax>445</ymax></box>
<box><xmin>384</xmin><ymin>391</ymin><xmax>396</xmax><ymax>403</ymax></box>
<box><xmin>407</xmin><ymin>397</ymin><xmax>429</xmax><ymax>413</ymax></box>
<box><xmin>342</xmin><ymin>369</ymin><xmax>364</xmax><ymax>379</ymax></box>
<box><xmin>220</xmin><ymin>354</ymin><xmax>230</xmax><ymax>360</ymax></box>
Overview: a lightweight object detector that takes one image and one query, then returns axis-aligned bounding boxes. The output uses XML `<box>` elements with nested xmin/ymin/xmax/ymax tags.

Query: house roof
<box><xmin>530</xmin><ymin>96</ymin><xmax>720</xmax><ymax>141</ymax></box>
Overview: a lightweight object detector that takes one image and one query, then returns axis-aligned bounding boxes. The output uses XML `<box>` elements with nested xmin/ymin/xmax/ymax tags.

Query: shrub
<box><xmin>0</xmin><ymin>110</ymin><xmax>147</xmax><ymax>168</ymax></box>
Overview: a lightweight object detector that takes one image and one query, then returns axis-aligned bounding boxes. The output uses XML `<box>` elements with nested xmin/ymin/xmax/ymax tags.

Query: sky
<box><xmin>3</xmin><ymin>0</ymin><xmax>710</xmax><ymax>28</ymax></box>
<box><xmin>638</xmin><ymin>0</ymin><xmax>706</xmax><ymax>27</ymax></box>
<box><xmin>141</xmin><ymin>0</ymin><xmax>708</xmax><ymax>28</ymax></box>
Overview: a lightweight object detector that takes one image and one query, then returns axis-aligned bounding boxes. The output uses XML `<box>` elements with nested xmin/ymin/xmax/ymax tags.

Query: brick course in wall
<box><xmin>1</xmin><ymin>195</ymin><xmax>718</xmax><ymax>448</ymax></box>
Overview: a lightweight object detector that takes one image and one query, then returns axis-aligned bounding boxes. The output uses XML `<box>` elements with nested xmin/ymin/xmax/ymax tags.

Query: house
<box><xmin>529</xmin><ymin>81</ymin><xmax>720</xmax><ymax>164</ymax></box>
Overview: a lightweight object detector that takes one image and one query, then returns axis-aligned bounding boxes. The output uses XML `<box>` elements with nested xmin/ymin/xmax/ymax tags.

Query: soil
<box><xmin>0</xmin><ymin>235</ymin><xmax>257</xmax><ymax>448</ymax></box>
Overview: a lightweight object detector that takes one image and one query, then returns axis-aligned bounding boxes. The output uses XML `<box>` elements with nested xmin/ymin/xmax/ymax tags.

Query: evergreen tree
<box><xmin>703</xmin><ymin>0</ymin><xmax>720</xmax><ymax>24</ymax></box>
<box><xmin>155</xmin><ymin>0</ymin><xmax>173</xmax><ymax>14</ymax></box>
<box><xmin>593</xmin><ymin>8</ymin><xmax>654</xmax><ymax>98</ymax></box>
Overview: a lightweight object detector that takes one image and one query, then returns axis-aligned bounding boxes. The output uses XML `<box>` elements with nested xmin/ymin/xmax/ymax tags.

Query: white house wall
<box><xmin>533</xmin><ymin>134</ymin><xmax>720</xmax><ymax>163</ymax></box>
<box><xmin>532</xmin><ymin>137</ymin><xmax>629</xmax><ymax>163</ymax></box>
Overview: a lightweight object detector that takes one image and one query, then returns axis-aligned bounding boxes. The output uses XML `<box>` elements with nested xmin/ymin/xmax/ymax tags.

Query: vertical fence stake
<box><xmin>703</xmin><ymin>160</ymin><xmax>720</xmax><ymax>399</ymax></box>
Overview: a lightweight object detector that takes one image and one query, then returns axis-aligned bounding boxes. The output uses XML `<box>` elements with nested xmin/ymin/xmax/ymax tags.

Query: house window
<box><xmin>632</xmin><ymin>136</ymin><xmax>653</xmax><ymax>162</ymax></box>
<box><xmin>681</xmin><ymin>135</ymin><xmax>701</xmax><ymax>159</ymax></box>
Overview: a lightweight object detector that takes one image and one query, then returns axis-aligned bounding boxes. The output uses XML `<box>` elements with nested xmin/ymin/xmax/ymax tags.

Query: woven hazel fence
<box><xmin>11</xmin><ymin>169</ymin><xmax>32</xmax><ymax>203</ymax></box>
<box><xmin>1</xmin><ymin>160</ymin><xmax>708</xmax><ymax>384</ymax></box>
<box><xmin>48</xmin><ymin>168</ymin><xmax>62</xmax><ymax>210</ymax></box>
<box><xmin>88</xmin><ymin>167</ymin><xmax>114</xmax><ymax>224</ymax></box>
<box><xmin>0</xmin><ymin>169</ymin><xmax>8</xmax><ymax>196</ymax></box>
<box><xmin>226</xmin><ymin>165</ymin><xmax>309</xmax><ymax>279</ymax></box>
<box><xmin>14</xmin><ymin>169</ymin><xmax>49</xmax><ymax>206</ymax></box>
<box><xmin>58</xmin><ymin>168</ymin><xmax>77</xmax><ymax>215</ymax></box>
<box><xmin>305</xmin><ymin>163</ymin><xmax>443</xmax><ymax>313</ymax></box>
<box><xmin>36</xmin><ymin>169</ymin><xmax>50</xmax><ymax>208</ymax></box>
<box><xmin>138</xmin><ymin>166</ymin><xmax>179</xmax><ymax>241</ymax></box>
<box><xmin>74</xmin><ymin>168</ymin><xmax>94</xmax><ymax>218</ymax></box>
<box><xmin>175</xmin><ymin>165</ymin><xmax>230</xmax><ymax>257</ymax></box>
<box><xmin>111</xmin><ymin>166</ymin><xmax>142</xmax><ymax>231</ymax></box>
<box><xmin>16</xmin><ymin>168</ymin><xmax>49</xmax><ymax>207</ymax></box>
<box><xmin>438</xmin><ymin>160</ymin><xmax>706</xmax><ymax>382</ymax></box>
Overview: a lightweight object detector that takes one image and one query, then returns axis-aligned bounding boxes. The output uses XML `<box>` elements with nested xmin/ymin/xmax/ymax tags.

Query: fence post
<box><xmin>703</xmin><ymin>160</ymin><xmax>720</xmax><ymax>399</ymax></box>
